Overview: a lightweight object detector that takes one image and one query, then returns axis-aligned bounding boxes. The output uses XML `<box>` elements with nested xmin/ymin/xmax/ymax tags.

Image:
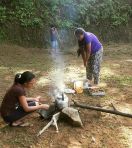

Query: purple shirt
<box><xmin>78</xmin><ymin>32</ymin><xmax>102</xmax><ymax>54</ymax></box>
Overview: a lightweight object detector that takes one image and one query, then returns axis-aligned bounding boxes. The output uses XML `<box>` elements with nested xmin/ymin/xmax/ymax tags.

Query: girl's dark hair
<box><xmin>74</xmin><ymin>28</ymin><xmax>85</xmax><ymax>37</ymax></box>
<box><xmin>14</xmin><ymin>71</ymin><xmax>35</xmax><ymax>85</ymax></box>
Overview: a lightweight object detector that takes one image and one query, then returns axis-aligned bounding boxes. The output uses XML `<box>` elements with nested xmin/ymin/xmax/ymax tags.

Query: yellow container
<box><xmin>74</xmin><ymin>81</ymin><xmax>83</xmax><ymax>94</ymax></box>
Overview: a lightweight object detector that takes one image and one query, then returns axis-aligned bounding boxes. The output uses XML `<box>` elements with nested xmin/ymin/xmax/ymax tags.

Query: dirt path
<box><xmin>0</xmin><ymin>43</ymin><xmax>132</xmax><ymax>148</ymax></box>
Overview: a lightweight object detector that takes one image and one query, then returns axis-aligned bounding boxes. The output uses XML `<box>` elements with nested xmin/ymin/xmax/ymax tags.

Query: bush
<box><xmin>0</xmin><ymin>0</ymin><xmax>132</xmax><ymax>45</ymax></box>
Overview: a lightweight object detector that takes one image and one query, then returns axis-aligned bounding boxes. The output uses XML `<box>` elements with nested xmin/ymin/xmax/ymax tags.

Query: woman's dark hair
<box><xmin>74</xmin><ymin>28</ymin><xmax>85</xmax><ymax>37</ymax></box>
<box><xmin>14</xmin><ymin>71</ymin><xmax>35</xmax><ymax>85</ymax></box>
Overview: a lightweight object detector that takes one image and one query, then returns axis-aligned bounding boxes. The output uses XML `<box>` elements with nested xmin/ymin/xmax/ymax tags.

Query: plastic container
<box><xmin>74</xmin><ymin>81</ymin><xmax>83</xmax><ymax>94</ymax></box>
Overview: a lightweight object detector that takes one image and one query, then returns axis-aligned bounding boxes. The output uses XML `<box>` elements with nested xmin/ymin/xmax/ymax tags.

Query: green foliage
<box><xmin>0</xmin><ymin>30</ymin><xmax>6</xmax><ymax>42</ymax></box>
<box><xmin>76</xmin><ymin>0</ymin><xmax>132</xmax><ymax>28</ymax></box>
<box><xmin>0</xmin><ymin>6</ymin><xmax>7</xmax><ymax>42</ymax></box>
<box><xmin>14</xmin><ymin>0</ymin><xmax>43</xmax><ymax>27</ymax></box>
<box><xmin>0</xmin><ymin>6</ymin><xmax>7</xmax><ymax>23</ymax></box>
<box><xmin>0</xmin><ymin>0</ymin><xmax>131</xmax><ymax>28</ymax></box>
<box><xmin>0</xmin><ymin>0</ymin><xmax>131</xmax><ymax>44</ymax></box>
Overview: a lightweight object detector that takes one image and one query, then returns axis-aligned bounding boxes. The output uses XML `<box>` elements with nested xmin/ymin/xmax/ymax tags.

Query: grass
<box><xmin>102</xmin><ymin>75</ymin><xmax>132</xmax><ymax>88</ymax></box>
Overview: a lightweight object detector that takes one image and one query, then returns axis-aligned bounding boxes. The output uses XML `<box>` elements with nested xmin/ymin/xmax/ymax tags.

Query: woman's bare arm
<box><xmin>26</xmin><ymin>96</ymin><xmax>46</xmax><ymax>102</ymax></box>
<box><xmin>81</xmin><ymin>50</ymin><xmax>86</xmax><ymax>66</ymax></box>
<box><xmin>19</xmin><ymin>96</ymin><xmax>49</xmax><ymax>112</ymax></box>
<box><xmin>85</xmin><ymin>43</ymin><xmax>91</xmax><ymax>65</ymax></box>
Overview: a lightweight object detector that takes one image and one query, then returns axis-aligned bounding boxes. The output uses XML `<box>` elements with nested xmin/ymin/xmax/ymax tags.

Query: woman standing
<box><xmin>50</xmin><ymin>26</ymin><xmax>59</xmax><ymax>53</ymax></box>
<box><xmin>75</xmin><ymin>28</ymin><xmax>103</xmax><ymax>86</ymax></box>
<box><xmin>0</xmin><ymin>71</ymin><xmax>49</xmax><ymax>126</ymax></box>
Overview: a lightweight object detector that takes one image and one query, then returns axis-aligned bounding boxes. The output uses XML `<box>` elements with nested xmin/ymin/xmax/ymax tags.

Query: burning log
<box><xmin>37</xmin><ymin>91</ymin><xmax>69</xmax><ymax>136</ymax></box>
<box><xmin>37</xmin><ymin>91</ymin><xmax>83</xmax><ymax>136</ymax></box>
<box><xmin>73</xmin><ymin>100</ymin><xmax>132</xmax><ymax>118</ymax></box>
<box><xmin>37</xmin><ymin>107</ymin><xmax>83</xmax><ymax>136</ymax></box>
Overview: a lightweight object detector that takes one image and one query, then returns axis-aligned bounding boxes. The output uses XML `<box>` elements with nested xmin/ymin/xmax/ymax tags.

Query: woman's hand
<box><xmin>39</xmin><ymin>104</ymin><xmax>49</xmax><ymax>110</ymax></box>
<box><xmin>84</xmin><ymin>61</ymin><xmax>87</xmax><ymax>67</ymax></box>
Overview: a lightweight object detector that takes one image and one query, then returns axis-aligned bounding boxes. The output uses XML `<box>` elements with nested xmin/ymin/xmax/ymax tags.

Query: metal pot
<box><xmin>54</xmin><ymin>92</ymin><xmax>69</xmax><ymax>110</ymax></box>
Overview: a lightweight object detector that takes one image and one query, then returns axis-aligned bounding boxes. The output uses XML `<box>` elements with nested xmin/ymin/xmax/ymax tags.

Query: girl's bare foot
<box><xmin>11</xmin><ymin>121</ymin><xmax>31</xmax><ymax>127</ymax></box>
<box><xmin>87</xmin><ymin>79</ymin><xmax>93</xmax><ymax>86</ymax></box>
<box><xmin>11</xmin><ymin>120</ymin><xmax>23</xmax><ymax>126</ymax></box>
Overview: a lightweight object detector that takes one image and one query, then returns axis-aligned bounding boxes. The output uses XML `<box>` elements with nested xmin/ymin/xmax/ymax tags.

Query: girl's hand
<box><xmin>34</xmin><ymin>96</ymin><xmax>41</xmax><ymax>102</ymax></box>
<box><xmin>40</xmin><ymin>104</ymin><xmax>49</xmax><ymax>110</ymax></box>
<box><xmin>35</xmin><ymin>96</ymin><xmax>47</xmax><ymax>102</ymax></box>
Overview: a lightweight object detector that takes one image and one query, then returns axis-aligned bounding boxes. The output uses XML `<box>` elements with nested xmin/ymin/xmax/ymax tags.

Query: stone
<box><xmin>61</xmin><ymin>107</ymin><xmax>83</xmax><ymax>127</ymax></box>
<box><xmin>38</xmin><ymin>104</ymin><xmax>56</xmax><ymax>119</ymax></box>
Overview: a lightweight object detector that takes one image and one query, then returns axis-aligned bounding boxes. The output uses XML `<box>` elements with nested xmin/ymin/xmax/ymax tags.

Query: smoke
<box><xmin>49</xmin><ymin>2</ymin><xmax>78</xmax><ymax>93</ymax></box>
<box><xmin>50</xmin><ymin>48</ymin><xmax>65</xmax><ymax>93</ymax></box>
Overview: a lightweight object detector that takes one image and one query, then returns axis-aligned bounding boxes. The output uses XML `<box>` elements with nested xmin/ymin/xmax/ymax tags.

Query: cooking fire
<box><xmin>37</xmin><ymin>88</ymin><xmax>83</xmax><ymax>136</ymax></box>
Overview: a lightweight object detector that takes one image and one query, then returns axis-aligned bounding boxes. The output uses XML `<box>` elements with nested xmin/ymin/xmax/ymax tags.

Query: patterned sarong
<box><xmin>86</xmin><ymin>47</ymin><xmax>103</xmax><ymax>84</ymax></box>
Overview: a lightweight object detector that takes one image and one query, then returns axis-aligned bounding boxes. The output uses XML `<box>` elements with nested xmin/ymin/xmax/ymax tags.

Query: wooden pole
<box><xmin>73</xmin><ymin>101</ymin><xmax>132</xmax><ymax>118</ymax></box>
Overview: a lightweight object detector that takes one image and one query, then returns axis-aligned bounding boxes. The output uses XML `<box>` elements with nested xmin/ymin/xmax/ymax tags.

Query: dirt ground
<box><xmin>0</xmin><ymin>43</ymin><xmax>132</xmax><ymax>148</ymax></box>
